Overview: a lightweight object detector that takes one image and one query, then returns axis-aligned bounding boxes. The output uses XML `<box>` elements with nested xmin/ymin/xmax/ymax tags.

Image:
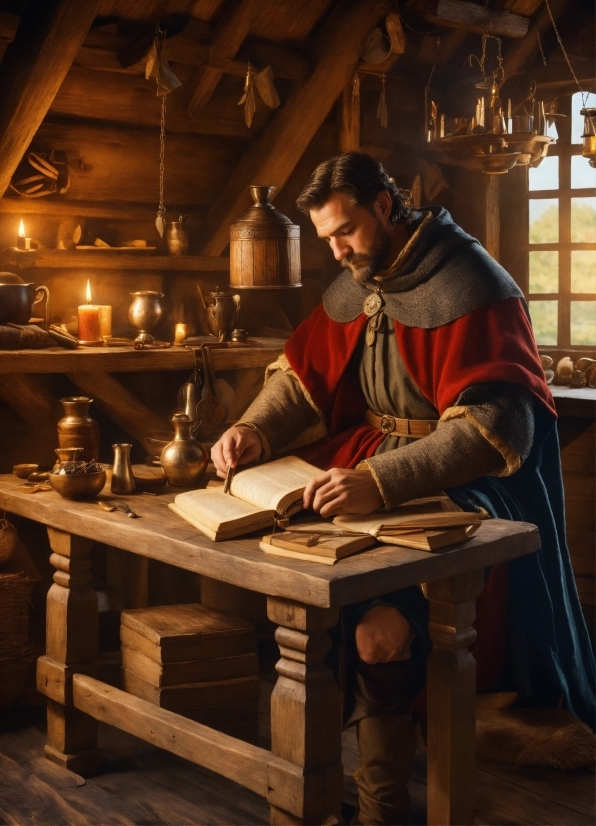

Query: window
<box><xmin>527</xmin><ymin>92</ymin><xmax>596</xmax><ymax>348</ymax></box>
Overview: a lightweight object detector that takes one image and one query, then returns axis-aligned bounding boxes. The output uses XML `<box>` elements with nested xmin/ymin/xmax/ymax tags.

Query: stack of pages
<box><xmin>261</xmin><ymin>499</ymin><xmax>482</xmax><ymax>564</ymax></box>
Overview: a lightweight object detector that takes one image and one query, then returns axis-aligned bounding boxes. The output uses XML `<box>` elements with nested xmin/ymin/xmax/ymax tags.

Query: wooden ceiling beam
<box><xmin>187</xmin><ymin>0</ymin><xmax>261</xmax><ymax>118</ymax></box>
<box><xmin>504</xmin><ymin>0</ymin><xmax>544</xmax><ymax>15</ymax></box>
<box><xmin>437</xmin><ymin>28</ymin><xmax>468</xmax><ymax>66</ymax></box>
<box><xmin>0</xmin><ymin>12</ymin><xmax>310</xmax><ymax>82</ymax></box>
<box><xmin>0</xmin><ymin>0</ymin><xmax>101</xmax><ymax>200</ymax></box>
<box><xmin>502</xmin><ymin>0</ymin><xmax>569</xmax><ymax>79</ymax></box>
<box><xmin>201</xmin><ymin>0</ymin><xmax>394</xmax><ymax>258</ymax></box>
<box><xmin>420</xmin><ymin>0</ymin><xmax>530</xmax><ymax>38</ymax></box>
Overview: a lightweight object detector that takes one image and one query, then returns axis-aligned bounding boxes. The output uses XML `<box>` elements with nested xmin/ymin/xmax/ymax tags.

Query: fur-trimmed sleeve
<box><xmin>236</xmin><ymin>355</ymin><xmax>323</xmax><ymax>461</ymax></box>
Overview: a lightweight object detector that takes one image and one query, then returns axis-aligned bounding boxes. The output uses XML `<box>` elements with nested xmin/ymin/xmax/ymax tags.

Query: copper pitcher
<box><xmin>197</xmin><ymin>286</ymin><xmax>241</xmax><ymax>342</ymax></box>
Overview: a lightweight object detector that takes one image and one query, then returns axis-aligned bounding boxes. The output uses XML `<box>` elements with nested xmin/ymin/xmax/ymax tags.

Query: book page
<box><xmin>333</xmin><ymin>497</ymin><xmax>469</xmax><ymax>535</ymax></box>
<box><xmin>174</xmin><ymin>489</ymin><xmax>272</xmax><ymax>530</ymax></box>
<box><xmin>229</xmin><ymin>456</ymin><xmax>321</xmax><ymax>513</ymax></box>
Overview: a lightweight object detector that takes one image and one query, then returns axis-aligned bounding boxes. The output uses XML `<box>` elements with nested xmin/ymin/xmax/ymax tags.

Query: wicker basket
<box><xmin>0</xmin><ymin>572</ymin><xmax>33</xmax><ymax>658</ymax></box>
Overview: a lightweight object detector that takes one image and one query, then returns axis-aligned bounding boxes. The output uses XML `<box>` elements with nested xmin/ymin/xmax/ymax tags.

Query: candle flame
<box><xmin>18</xmin><ymin>220</ymin><xmax>25</xmax><ymax>237</ymax></box>
<box><xmin>86</xmin><ymin>280</ymin><xmax>92</xmax><ymax>304</ymax></box>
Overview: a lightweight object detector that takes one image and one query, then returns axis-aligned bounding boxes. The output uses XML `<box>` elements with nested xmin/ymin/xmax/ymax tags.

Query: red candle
<box><xmin>78</xmin><ymin>280</ymin><xmax>100</xmax><ymax>342</ymax></box>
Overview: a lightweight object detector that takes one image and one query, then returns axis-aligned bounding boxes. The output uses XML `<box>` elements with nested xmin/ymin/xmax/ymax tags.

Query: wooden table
<box><xmin>0</xmin><ymin>475</ymin><xmax>540</xmax><ymax>825</ymax></box>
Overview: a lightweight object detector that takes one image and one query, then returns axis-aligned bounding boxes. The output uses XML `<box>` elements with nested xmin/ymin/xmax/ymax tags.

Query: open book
<box><xmin>333</xmin><ymin>497</ymin><xmax>482</xmax><ymax>551</ymax></box>
<box><xmin>260</xmin><ymin>496</ymin><xmax>482</xmax><ymax>563</ymax></box>
<box><xmin>168</xmin><ymin>455</ymin><xmax>320</xmax><ymax>541</ymax></box>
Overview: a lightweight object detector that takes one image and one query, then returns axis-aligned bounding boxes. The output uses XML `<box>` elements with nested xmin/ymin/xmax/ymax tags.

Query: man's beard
<box><xmin>341</xmin><ymin>223</ymin><xmax>392</xmax><ymax>285</ymax></box>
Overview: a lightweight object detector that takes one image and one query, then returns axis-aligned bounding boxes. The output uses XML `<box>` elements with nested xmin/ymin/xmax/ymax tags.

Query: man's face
<box><xmin>310</xmin><ymin>191</ymin><xmax>392</xmax><ymax>284</ymax></box>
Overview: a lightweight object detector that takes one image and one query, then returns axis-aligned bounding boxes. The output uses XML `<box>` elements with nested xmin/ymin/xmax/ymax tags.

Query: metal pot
<box><xmin>0</xmin><ymin>272</ymin><xmax>49</xmax><ymax>325</ymax></box>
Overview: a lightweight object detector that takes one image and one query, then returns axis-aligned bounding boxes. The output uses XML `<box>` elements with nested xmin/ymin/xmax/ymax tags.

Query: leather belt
<box><xmin>365</xmin><ymin>409</ymin><xmax>438</xmax><ymax>439</ymax></box>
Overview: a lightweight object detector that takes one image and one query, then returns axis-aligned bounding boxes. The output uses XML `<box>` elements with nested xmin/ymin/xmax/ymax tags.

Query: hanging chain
<box><xmin>543</xmin><ymin>0</ymin><xmax>589</xmax><ymax>108</ymax></box>
<box><xmin>423</xmin><ymin>37</ymin><xmax>440</xmax><ymax>137</ymax></box>
<box><xmin>468</xmin><ymin>33</ymin><xmax>504</xmax><ymax>85</ymax></box>
<box><xmin>536</xmin><ymin>30</ymin><xmax>548</xmax><ymax>67</ymax></box>
<box><xmin>156</xmin><ymin>93</ymin><xmax>167</xmax><ymax>236</ymax></box>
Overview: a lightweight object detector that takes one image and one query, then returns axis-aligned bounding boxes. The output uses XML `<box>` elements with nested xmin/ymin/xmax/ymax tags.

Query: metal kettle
<box><xmin>197</xmin><ymin>285</ymin><xmax>241</xmax><ymax>342</ymax></box>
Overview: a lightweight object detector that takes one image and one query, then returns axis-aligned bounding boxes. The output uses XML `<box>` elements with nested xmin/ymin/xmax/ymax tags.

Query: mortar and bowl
<box><xmin>49</xmin><ymin>467</ymin><xmax>107</xmax><ymax>499</ymax></box>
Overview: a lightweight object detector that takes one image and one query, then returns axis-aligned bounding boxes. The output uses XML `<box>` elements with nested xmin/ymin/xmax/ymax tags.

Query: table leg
<box><xmin>425</xmin><ymin>570</ymin><xmax>485</xmax><ymax>826</ymax></box>
<box><xmin>40</xmin><ymin>527</ymin><xmax>100</xmax><ymax>776</ymax></box>
<box><xmin>267</xmin><ymin>597</ymin><xmax>343</xmax><ymax>825</ymax></box>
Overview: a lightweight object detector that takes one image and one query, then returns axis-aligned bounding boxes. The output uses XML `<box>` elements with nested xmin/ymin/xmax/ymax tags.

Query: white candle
<box><xmin>17</xmin><ymin>219</ymin><xmax>31</xmax><ymax>250</ymax></box>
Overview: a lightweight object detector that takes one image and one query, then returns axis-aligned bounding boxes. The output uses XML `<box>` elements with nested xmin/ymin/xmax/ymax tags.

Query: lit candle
<box><xmin>78</xmin><ymin>280</ymin><xmax>100</xmax><ymax>342</ymax></box>
<box><xmin>17</xmin><ymin>219</ymin><xmax>31</xmax><ymax>251</ymax></box>
<box><xmin>97</xmin><ymin>305</ymin><xmax>112</xmax><ymax>338</ymax></box>
<box><xmin>174</xmin><ymin>323</ymin><xmax>192</xmax><ymax>345</ymax></box>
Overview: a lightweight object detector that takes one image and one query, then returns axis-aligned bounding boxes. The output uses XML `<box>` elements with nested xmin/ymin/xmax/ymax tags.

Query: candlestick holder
<box><xmin>128</xmin><ymin>291</ymin><xmax>166</xmax><ymax>344</ymax></box>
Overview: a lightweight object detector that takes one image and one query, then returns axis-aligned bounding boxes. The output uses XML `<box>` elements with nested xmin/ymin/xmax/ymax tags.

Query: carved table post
<box><xmin>267</xmin><ymin>597</ymin><xmax>343</xmax><ymax>825</ymax></box>
<box><xmin>425</xmin><ymin>570</ymin><xmax>485</xmax><ymax>826</ymax></box>
<box><xmin>38</xmin><ymin>527</ymin><xmax>100</xmax><ymax>776</ymax></box>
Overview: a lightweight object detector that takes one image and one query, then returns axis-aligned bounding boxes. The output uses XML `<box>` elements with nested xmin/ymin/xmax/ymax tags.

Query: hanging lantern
<box><xmin>580</xmin><ymin>107</ymin><xmax>596</xmax><ymax>168</ymax></box>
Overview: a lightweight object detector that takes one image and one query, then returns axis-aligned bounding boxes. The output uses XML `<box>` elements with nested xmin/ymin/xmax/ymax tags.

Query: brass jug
<box><xmin>160</xmin><ymin>413</ymin><xmax>208</xmax><ymax>487</ymax></box>
<box><xmin>111</xmin><ymin>444</ymin><xmax>136</xmax><ymax>495</ymax></box>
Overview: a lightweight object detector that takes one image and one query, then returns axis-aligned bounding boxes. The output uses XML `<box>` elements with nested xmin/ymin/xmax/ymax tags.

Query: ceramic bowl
<box><xmin>49</xmin><ymin>469</ymin><xmax>106</xmax><ymax>500</ymax></box>
<box><xmin>13</xmin><ymin>463</ymin><xmax>38</xmax><ymax>479</ymax></box>
<box><xmin>142</xmin><ymin>430</ymin><xmax>174</xmax><ymax>457</ymax></box>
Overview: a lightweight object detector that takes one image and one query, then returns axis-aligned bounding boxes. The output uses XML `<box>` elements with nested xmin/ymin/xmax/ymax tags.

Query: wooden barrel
<box><xmin>230</xmin><ymin>185</ymin><xmax>301</xmax><ymax>289</ymax></box>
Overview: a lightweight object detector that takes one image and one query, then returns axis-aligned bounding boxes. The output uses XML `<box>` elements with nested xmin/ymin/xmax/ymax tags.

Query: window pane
<box><xmin>529</xmin><ymin>300</ymin><xmax>558</xmax><ymax>345</ymax></box>
<box><xmin>571</xmin><ymin>251</ymin><xmax>596</xmax><ymax>293</ymax></box>
<box><xmin>572</xmin><ymin>91</ymin><xmax>596</xmax><ymax>144</ymax></box>
<box><xmin>529</xmin><ymin>156</ymin><xmax>558</xmax><ymax>191</ymax></box>
<box><xmin>571</xmin><ymin>155</ymin><xmax>596</xmax><ymax>189</ymax></box>
<box><xmin>529</xmin><ymin>251</ymin><xmax>558</xmax><ymax>293</ymax></box>
<box><xmin>571</xmin><ymin>197</ymin><xmax>596</xmax><ymax>242</ymax></box>
<box><xmin>529</xmin><ymin>199</ymin><xmax>558</xmax><ymax>243</ymax></box>
<box><xmin>570</xmin><ymin>301</ymin><xmax>596</xmax><ymax>345</ymax></box>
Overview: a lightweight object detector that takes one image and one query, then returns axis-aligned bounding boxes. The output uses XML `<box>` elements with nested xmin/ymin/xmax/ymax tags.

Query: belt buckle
<box><xmin>380</xmin><ymin>415</ymin><xmax>395</xmax><ymax>434</ymax></box>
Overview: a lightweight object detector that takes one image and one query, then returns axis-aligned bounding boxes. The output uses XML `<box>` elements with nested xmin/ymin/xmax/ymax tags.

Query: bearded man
<box><xmin>212</xmin><ymin>152</ymin><xmax>595</xmax><ymax>825</ymax></box>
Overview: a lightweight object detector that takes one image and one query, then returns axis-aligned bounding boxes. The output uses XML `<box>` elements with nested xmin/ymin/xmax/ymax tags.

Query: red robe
<box><xmin>284</xmin><ymin>295</ymin><xmax>555</xmax><ymax>694</ymax></box>
<box><xmin>284</xmin><ymin>296</ymin><xmax>554</xmax><ymax>470</ymax></box>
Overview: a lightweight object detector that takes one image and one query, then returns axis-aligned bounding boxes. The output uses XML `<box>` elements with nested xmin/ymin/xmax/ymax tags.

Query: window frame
<box><xmin>526</xmin><ymin>92</ymin><xmax>596</xmax><ymax>351</ymax></box>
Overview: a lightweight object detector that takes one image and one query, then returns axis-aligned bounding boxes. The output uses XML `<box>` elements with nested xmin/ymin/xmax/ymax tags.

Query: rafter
<box><xmin>420</xmin><ymin>0</ymin><xmax>530</xmax><ymax>38</ymax></box>
<box><xmin>0</xmin><ymin>0</ymin><xmax>101</xmax><ymax>199</ymax></box>
<box><xmin>502</xmin><ymin>0</ymin><xmax>569</xmax><ymax>79</ymax></box>
<box><xmin>202</xmin><ymin>0</ymin><xmax>394</xmax><ymax>258</ymax></box>
<box><xmin>187</xmin><ymin>0</ymin><xmax>261</xmax><ymax>119</ymax></box>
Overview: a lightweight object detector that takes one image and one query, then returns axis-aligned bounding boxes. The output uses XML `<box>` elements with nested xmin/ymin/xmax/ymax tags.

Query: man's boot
<box><xmin>353</xmin><ymin>712</ymin><xmax>417</xmax><ymax>826</ymax></box>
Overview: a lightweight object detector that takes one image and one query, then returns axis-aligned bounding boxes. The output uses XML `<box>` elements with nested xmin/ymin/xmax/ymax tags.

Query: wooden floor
<box><xmin>0</xmin><ymin>676</ymin><xmax>593</xmax><ymax>826</ymax></box>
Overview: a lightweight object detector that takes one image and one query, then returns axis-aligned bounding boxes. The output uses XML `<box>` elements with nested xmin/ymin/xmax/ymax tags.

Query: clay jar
<box><xmin>160</xmin><ymin>413</ymin><xmax>208</xmax><ymax>487</ymax></box>
<box><xmin>57</xmin><ymin>397</ymin><xmax>100</xmax><ymax>463</ymax></box>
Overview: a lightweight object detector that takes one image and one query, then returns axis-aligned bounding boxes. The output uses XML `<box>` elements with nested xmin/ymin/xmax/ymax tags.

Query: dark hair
<box><xmin>296</xmin><ymin>152</ymin><xmax>412</xmax><ymax>225</ymax></box>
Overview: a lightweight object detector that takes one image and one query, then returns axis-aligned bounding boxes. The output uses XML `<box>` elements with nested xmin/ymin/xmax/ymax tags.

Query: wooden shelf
<box><xmin>0</xmin><ymin>337</ymin><xmax>285</xmax><ymax>374</ymax></box>
<box><xmin>550</xmin><ymin>385</ymin><xmax>596</xmax><ymax>418</ymax></box>
<box><xmin>1</xmin><ymin>249</ymin><xmax>230</xmax><ymax>272</ymax></box>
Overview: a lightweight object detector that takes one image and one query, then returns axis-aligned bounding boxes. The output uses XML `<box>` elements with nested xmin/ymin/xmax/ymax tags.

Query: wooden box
<box><xmin>120</xmin><ymin>603</ymin><xmax>257</xmax><ymax>664</ymax></box>
<box><xmin>121</xmin><ymin>646</ymin><xmax>259</xmax><ymax>687</ymax></box>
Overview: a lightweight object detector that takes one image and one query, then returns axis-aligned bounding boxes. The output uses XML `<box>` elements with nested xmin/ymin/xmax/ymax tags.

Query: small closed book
<box><xmin>260</xmin><ymin>522</ymin><xmax>376</xmax><ymax>565</ymax></box>
<box><xmin>169</xmin><ymin>455</ymin><xmax>320</xmax><ymax>540</ymax></box>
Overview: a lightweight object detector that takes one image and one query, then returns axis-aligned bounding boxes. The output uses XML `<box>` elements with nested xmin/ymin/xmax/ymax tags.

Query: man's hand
<box><xmin>355</xmin><ymin>605</ymin><xmax>414</xmax><ymax>664</ymax></box>
<box><xmin>302</xmin><ymin>467</ymin><xmax>383</xmax><ymax>517</ymax></box>
<box><xmin>211</xmin><ymin>426</ymin><xmax>263</xmax><ymax>478</ymax></box>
